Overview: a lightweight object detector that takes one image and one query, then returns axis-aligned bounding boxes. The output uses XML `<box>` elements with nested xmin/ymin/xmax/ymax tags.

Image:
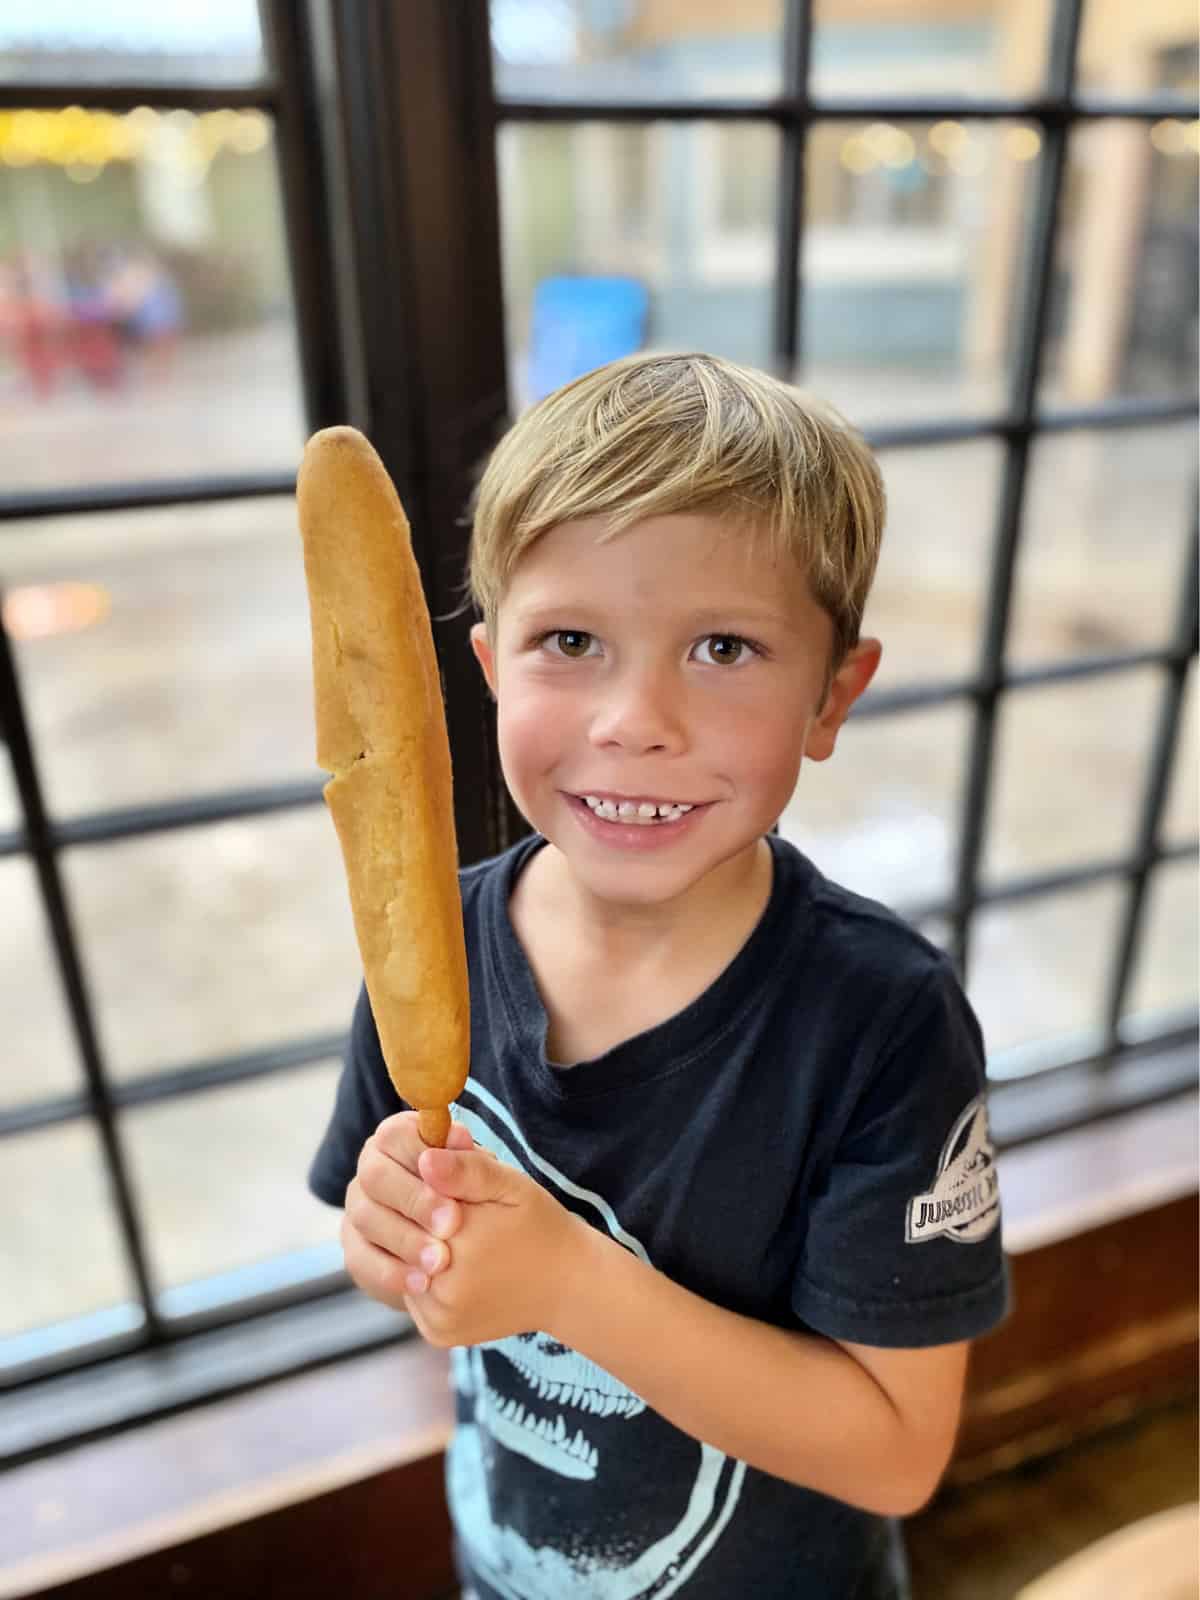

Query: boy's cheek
<box><xmin>498</xmin><ymin>691</ymin><xmax>570</xmax><ymax>760</ymax></box>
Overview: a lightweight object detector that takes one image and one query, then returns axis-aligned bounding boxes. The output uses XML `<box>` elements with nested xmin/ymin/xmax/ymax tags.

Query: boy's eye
<box><xmin>543</xmin><ymin>630</ymin><xmax>596</xmax><ymax>659</ymax></box>
<box><xmin>695</xmin><ymin>634</ymin><xmax>754</xmax><ymax>667</ymax></box>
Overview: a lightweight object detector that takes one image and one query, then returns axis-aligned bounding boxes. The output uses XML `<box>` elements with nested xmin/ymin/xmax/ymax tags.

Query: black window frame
<box><xmin>0</xmin><ymin>0</ymin><xmax>1195</xmax><ymax>1465</ymax></box>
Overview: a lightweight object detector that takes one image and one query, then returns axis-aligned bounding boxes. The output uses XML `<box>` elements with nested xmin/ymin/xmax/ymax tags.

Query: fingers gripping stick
<box><xmin>296</xmin><ymin>428</ymin><xmax>469</xmax><ymax>1147</ymax></box>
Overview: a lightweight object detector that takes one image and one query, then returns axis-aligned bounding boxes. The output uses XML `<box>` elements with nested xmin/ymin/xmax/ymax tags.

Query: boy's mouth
<box><xmin>572</xmin><ymin>793</ymin><xmax>700</xmax><ymax>826</ymax></box>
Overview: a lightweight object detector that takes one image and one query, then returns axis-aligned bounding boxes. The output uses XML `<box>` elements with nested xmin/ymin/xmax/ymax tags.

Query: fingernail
<box><xmin>420</xmin><ymin>1243</ymin><xmax>444</xmax><ymax>1273</ymax></box>
<box><xmin>405</xmin><ymin>1270</ymin><xmax>428</xmax><ymax>1294</ymax></box>
<box><xmin>431</xmin><ymin>1205</ymin><xmax>455</xmax><ymax>1237</ymax></box>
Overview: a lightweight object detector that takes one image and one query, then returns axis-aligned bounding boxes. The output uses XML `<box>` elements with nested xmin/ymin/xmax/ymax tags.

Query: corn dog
<box><xmin>296</xmin><ymin>427</ymin><xmax>469</xmax><ymax>1147</ymax></box>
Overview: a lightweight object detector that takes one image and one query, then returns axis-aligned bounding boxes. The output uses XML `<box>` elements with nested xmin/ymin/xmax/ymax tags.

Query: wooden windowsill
<box><xmin>2</xmin><ymin>1095</ymin><xmax>1196</xmax><ymax>1597</ymax></box>
<box><xmin>997</xmin><ymin>1094</ymin><xmax>1198</xmax><ymax>1255</ymax></box>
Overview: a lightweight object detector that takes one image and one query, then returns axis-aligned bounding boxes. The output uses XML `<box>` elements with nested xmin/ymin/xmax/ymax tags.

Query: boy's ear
<box><xmin>803</xmin><ymin>638</ymin><xmax>882</xmax><ymax>763</ymax></box>
<box><xmin>469</xmin><ymin>621</ymin><xmax>498</xmax><ymax>701</ymax></box>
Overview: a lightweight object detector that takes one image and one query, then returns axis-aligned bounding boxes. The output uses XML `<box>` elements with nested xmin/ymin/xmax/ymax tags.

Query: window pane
<box><xmin>1008</xmin><ymin>425</ymin><xmax>1196</xmax><ymax>666</ymax></box>
<box><xmin>1161</xmin><ymin>664</ymin><xmax>1197</xmax><ymax>846</ymax></box>
<box><xmin>491</xmin><ymin>0</ymin><xmax>785</xmax><ymax>101</ymax></box>
<box><xmin>121</xmin><ymin>1064</ymin><xmax>343</xmax><ymax>1302</ymax></box>
<box><xmin>0</xmin><ymin>4</ymin><xmax>263</xmax><ymax>85</ymax></box>
<box><xmin>1126</xmin><ymin>860</ymin><xmax>1199</xmax><ymax>1028</ymax></box>
<box><xmin>1</xmin><ymin>856</ymin><xmax>83</xmax><ymax>1107</ymax></box>
<box><xmin>60</xmin><ymin>809</ymin><xmax>361</xmax><ymax>1083</ymax></box>
<box><xmin>969</xmin><ymin>882</ymin><xmax>1124</xmax><ymax>1055</ymax></box>
<box><xmin>779</xmin><ymin>702</ymin><xmax>969</xmax><ymax>909</ymax></box>
<box><xmin>1076</xmin><ymin>4</ymin><xmax>1198</xmax><ymax>97</ymax></box>
<box><xmin>500</xmin><ymin>121</ymin><xmax>776</xmax><ymax>409</ymax></box>
<box><xmin>870</xmin><ymin>440</ymin><xmax>1002</xmax><ymax>686</ymax></box>
<box><xmin>0</xmin><ymin>106</ymin><xmax>305</xmax><ymax>494</ymax></box>
<box><xmin>811</xmin><ymin>1</ymin><xmax>1052</xmax><ymax>98</ymax></box>
<box><xmin>800</xmin><ymin>121</ymin><xmax>1038</xmax><ymax>427</ymax></box>
<box><xmin>1040</xmin><ymin>120</ymin><xmax>1199</xmax><ymax>406</ymax></box>
<box><xmin>1</xmin><ymin>1119</ymin><xmax>136</xmax><ymax>1341</ymax></box>
<box><xmin>985</xmin><ymin>670</ymin><xmax>1161</xmax><ymax>883</ymax></box>
<box><xmin>1</xmin><ymin>498</ymin><xmax>317</xmax><ymax>817</ymax></box>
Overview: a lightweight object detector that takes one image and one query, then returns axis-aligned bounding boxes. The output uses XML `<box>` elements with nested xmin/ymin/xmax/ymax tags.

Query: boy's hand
<box><xmin>341</xmin><ymin>1111</ymin><xmax>474</xmax><ymax>1311</ymax></box>
<box><xmin>403</xmin><ymin>1146</ymin><xmax>588</xmax><ymax>1348</ymax></box>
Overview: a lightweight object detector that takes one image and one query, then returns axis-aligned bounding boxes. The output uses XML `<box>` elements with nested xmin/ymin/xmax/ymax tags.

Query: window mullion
<box><xmin>771</xmin><ymin>0</ymin><xmax>812</xmax><ymax>372</ymax></box>
<box><xmin>951</xmin><ymin>0</ymin><xmax>1084</xmax><ymax>979</ymax></box>
<box><xmin>260</xmin><ymin>0</ymin><xmax>353</xmax><ymax>432</ymax></box>
<box><xmin>0</xmin><ymin>617</ymin><xmax>162</xmax><ymax>1340</ymax></box>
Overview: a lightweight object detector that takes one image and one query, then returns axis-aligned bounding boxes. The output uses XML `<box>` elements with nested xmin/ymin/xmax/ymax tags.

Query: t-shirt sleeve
<box><xmin>791</xmin><ymin>959</ymin><xmax>1010</xmax><ymax>1348</ymax></box>
<box><xmin>307</xmin><ymin>982</ymin><xmax>407</xmax><ymax>1207</ymax></box>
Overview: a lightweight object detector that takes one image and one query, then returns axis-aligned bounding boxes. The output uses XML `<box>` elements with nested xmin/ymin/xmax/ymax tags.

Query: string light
<box><xmin>1005</xmin><ymin>126</ymin><xmax>1041</xmax><ymax>162</ymax></box>
<box><xmin>0</xmin><ymin>104</ymin><xmax>273</xmax><ymax>172</ymax></box>
<box><xmin>1150</xmin><ymin>118</ymin><xmax>1191</xmax><ymax>156</ymax></box>
<box><xmin>840</xmin><ymin>123</ymin><xmax>917</xmax><ymax>175</ymax></box>
<box><xmin>929</xmin><ymin>121</ymin><xmax>967</xmax><ymax>157</ymax></box>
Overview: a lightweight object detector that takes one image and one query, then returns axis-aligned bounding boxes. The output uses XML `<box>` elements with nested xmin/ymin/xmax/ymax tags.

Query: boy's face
<box><xmin>470</xmin><ymin>513</ymin><xmax>879</xmax><ymax>913</ymax></box>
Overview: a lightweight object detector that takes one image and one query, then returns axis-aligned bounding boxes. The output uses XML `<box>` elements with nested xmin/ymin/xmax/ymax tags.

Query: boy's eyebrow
<box><xmin>511</xmin><ymin>602</ymin><xmax>797</xmax><ymax>631</ymax></box>
<box><xmin>685</xmin><ymin>606</ymin><xmax>797</xmax><ymax>630</ymax></box>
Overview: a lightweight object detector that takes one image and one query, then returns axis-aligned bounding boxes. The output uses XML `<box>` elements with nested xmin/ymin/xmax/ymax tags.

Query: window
<box><xmin>4</xmin><ymin>0</ymin><xmax>1196</xmax><ymax>1463</ymax></box>
<box><xmin>0</xmin><ymin>2</ymin><xmax>368</xmax><ymax>1437</ymax></box>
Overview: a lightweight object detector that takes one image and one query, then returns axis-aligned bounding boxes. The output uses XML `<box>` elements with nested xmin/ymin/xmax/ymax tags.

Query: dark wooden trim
<box><xmin>23</xmin><ymin>1453</ymin><xmax>456</xmax><ymax>1600</ymax></box>
<box><xmin>954</xmin><ymin>1191</ymin><xmax>1199</xmax><ymax>1479</ymax></box>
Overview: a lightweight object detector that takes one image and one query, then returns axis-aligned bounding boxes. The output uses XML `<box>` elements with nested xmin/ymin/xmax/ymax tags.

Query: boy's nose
<box><xmin>587</xmin><ymin>668</ymin><xmax>687</xmax><ymax>755</ymax></box>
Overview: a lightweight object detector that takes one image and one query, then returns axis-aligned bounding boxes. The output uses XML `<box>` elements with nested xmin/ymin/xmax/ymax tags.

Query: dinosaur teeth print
<box><xmin>466</xmin><ymin>1335</ymin><xmax>645</xmax><ymax>1481</ymax></box>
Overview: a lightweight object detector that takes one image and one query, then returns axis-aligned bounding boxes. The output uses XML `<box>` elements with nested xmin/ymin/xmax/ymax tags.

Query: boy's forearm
<box><xmin>549</xmin><ymin>1218</ymin><xmax>947</xmax><ymax>1516</ymax></box>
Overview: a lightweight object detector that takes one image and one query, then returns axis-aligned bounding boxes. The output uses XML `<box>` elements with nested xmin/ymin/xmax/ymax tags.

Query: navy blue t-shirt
<box><xmin>309</xmin><ymin>832</ymin><xmax>1009</xmax><ymax>1600</ymax></box>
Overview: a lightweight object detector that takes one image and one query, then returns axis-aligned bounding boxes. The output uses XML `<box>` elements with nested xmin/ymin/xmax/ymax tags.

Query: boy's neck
<box><xmin>515</xmin><ymin>835</ymin><xmax>774</xmax><ymax>972</ymax></box>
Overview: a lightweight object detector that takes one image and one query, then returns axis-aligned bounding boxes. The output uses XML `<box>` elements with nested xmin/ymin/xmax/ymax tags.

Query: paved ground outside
<box><xmin>1</xmin><ymin>327</ymin><xmax>1195</xmax><ymax>1341</ymax></box>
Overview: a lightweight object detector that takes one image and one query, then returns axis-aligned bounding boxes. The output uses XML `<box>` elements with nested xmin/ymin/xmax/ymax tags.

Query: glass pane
<box><xmin>491</xmin><ymin>0</ymin><xmax>785</xmax><ymax>101</ymax></box>
<box><xmin>0</xmin><ymin>1119</ymin><xmax>135</xmax><ymax>1340</ymax></box>
<box><xmin>968</xmin><ymin>881</ymin><xmax>1124</xmax><ymax>1055</ymax></box>
<box><xmin>0</xmin><ymin>106</ymin><xmax>306</xmax><ymax>493</ymax></box>
<box><xmin>1</xmin><ymin>856</ymin><xmax>82</xmax><ymax>1107</ymax></box>
<box><xmin>869</xmin><ymin>440</ymin><xmax>1002</xmax><ymax>686</ymax></box>
<box><xmin>61</xmin><ymin>808</ymin><xmax>361</xmax><ymax>1083</ymax></box>
<box><xmin>1161</xmin><ymin>664</ymin><xmax>1197</xmax><ymax>846</ymax></box>
<box><xmin>1008</xmin><ymin>425</ymin><xmax>1196</xmax><ymax>666</ymax></box>
<box><xmin>0</xmin><ymin>4</ymin><xmax>264</xmax><ymax>86</ymax></box>
<box><xmin>800</xmin><ymin>120</ymin><xmax>1038</xmax><ymax>427</ymax></box>
<box><xmin>1040</xmin><ymin>120</ymin><xmax>1199</xmax><ymax>406</ymax></box>
<box><xmin>985</xmin><ymin>670</ymin><xmax>1161</xmax><ymax>883</ymax></box>
<box><xmin>500</xmin><ymin>120</ymin><xmax>777</xmax><ymax>409</ymax></box>
<box><xmin>1076</xmin><ymin>5</ymin><xmax>1198</xmax><ymax>97</ymax></box>
<box><xmin>779</xmin><ymin>702</ymin><xmax>969</xmax><ymax>909</ymax></box>
<box><xmin>0</xmin><ymin>497</ymin><xmax>317</xmax><ymax>817</ymax></box>
<box><xmin>811</xmin><ymin>1</ymin><xmax>1052</xmax><ymax>98</ymax></box>
<box><xmin>1126</xmin><ymin>860</ymin><xmax>1199</xmax><ymax>1026</ymax></box>
<box><xmin>121</xmin><ymin>1063</ymin><xmax>343</xmax><ymax>1299</ymax></box>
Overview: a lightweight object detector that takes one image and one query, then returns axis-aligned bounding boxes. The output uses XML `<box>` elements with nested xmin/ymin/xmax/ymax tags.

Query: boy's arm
<box><xmin>404</xmin><ymin>1143</ymin><xmax>968</xmax><ymax>1518</ymax></box>
<box><xmin>556</xmin><ymin>1218</ymin><xmax>967</xmax><ymax>1517</ymax></box>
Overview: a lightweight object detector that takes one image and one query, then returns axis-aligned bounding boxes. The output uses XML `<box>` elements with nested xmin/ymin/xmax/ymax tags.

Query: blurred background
<box><xmin>0</xmin><ymin>3</ymin><xmax>1196</xmax><ymax>1598</ymax></box>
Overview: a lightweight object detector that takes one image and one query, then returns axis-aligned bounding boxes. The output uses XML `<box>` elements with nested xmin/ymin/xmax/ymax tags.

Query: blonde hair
<box><xmin>468</xmin><ymin>351</ymin><xmax>886</xmax><ymax>667</ymax></box>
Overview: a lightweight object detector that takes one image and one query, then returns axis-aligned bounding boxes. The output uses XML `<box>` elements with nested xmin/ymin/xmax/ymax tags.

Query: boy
<box><xmin>309</xmin><ymin>352</ymin><xmax>1008</xmax><ymax>1599</ymax></box>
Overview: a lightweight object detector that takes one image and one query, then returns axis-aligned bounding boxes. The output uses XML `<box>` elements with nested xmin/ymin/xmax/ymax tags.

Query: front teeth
<box><xmin>582</xmin><ymin>796</ymin><xmax>694</xmax><ymax>824</ymax></box>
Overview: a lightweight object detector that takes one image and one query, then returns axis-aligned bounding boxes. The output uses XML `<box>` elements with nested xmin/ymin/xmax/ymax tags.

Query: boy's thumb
<box><xmin>419</xmin><ymin>1146</ymin><xmax>510</xmax><ymax>1203</ymax></box>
